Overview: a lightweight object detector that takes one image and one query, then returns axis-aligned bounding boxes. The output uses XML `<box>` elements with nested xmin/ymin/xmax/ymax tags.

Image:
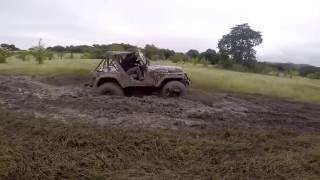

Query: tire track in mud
<box><xmin>0</xmin><ymin>75</ymin><xmax>319</xmax><ymax>132</ymax></box>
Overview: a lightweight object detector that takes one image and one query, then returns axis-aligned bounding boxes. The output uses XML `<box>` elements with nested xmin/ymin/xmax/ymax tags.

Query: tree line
<box><xmin>1</xmin><ymin>23</ymin><xmax>319</xmax><ymax>79</ymax></box>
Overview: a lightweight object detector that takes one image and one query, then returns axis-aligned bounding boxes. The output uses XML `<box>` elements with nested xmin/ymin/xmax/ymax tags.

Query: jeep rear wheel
<box><xmin>98</xmin><ymin>82</ymin><xmax>124</xmax><ymax>96</ymax></box>
<box><xmin>161</xmin><ymin>81</ymin><xmax>186</xmax><ymax>97</ymax></box>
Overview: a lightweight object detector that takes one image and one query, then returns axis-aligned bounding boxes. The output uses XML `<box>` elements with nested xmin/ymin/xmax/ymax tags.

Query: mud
<box><xmin>0</xmin><ymin>75</ymin><xmax>319</xmax><ymax>132</ymax></box>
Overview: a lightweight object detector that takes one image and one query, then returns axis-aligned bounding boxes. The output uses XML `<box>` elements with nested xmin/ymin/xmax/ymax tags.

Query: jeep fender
<box><xmin>95</xmin><ymin>77</ymin><xmax>123</xmax><ymax>88</ymax></box>
<box><xmin>156</xmin><ymin>74</ymin><xmax>188</xmax><ymax>88</ymax></box>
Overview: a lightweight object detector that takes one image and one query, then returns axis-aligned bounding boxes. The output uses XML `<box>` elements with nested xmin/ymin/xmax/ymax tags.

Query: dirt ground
<box><xmin>0</xmin><ymin>75</ymin><xmax>319</xmax><ymax>132</ymax></box>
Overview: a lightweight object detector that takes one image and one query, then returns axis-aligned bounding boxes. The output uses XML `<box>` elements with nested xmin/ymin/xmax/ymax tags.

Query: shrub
<box><xmin>0</xmin><ymin>48</ymin><xmax>11</xmax><ymax>63</ymax></box>
<box><xmin>151</xmin><ymin>55</ymin><xmax>161</xmax><ymax>61</ymax></box>
<box><xmin>16</xmin><ymin>51</ymin><xmax>30</xmax><ymax>61</ymax></box>
<box><xmin>200</xmin><ymin>58</ymin><xmax>209</xmax><ymax>66</ymax></box>
<box><xmin>45</xmin><ymin>51</ymin><xmax>54</xmax><ymax>60</ymax></box>
<box><xmin>306</xmin><ymin>72</ymin><xmax>320</xmax><ymax>79</ymax></box>
<box><xmin>191</xmin><ymin>58</ymin><xmax>200</xmax><ymax>66</ymax></box>
<box><xmin>30</xmin><ymin>39</ymin><xmax>47</xmax><ymax>64</ymax></box>
<box><xmin>170</xmin><ymin>53</ymin><xmax>189</xmax><ymax>63</ymax></box>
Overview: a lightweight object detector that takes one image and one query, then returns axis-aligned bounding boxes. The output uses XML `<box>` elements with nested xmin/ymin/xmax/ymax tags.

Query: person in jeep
<box><xmin>121</xmin><ymin>53</ymin><xmax>145</xmax><ymax>81</ymax></box>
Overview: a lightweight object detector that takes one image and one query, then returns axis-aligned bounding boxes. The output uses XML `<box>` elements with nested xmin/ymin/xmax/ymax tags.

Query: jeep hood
<box><xmin>148</xmin><ymin>65</ymin><xmax>183</xmax><ymax>73</ymax></box>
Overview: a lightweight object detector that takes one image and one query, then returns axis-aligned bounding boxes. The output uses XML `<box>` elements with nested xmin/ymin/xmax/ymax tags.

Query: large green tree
<box><xmin>186</xmin><ymin>49</ymin><xmax>200</xmax><ymax>59</ymax></box>
<box><xmin>200</xmin><ymin>49</ymin><xmax>219</xmax><ymax>64</ymax></box>
<box><xmin>218</xmin><ymin>23</ymin><xmax>262</xmax><ymax>67</ymax></box>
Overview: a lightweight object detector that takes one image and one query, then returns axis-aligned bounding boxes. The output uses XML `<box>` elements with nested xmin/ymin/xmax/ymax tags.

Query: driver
<box><xmin>121</xmin><ymin>53</ymin><xmax>144</xmax><ymax>80</ymax></box>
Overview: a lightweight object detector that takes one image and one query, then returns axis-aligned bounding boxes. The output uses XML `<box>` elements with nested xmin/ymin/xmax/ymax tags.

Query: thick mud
<box><xmin>0</xmin><ymin>75</ymin><xmax>319</xmax><ymax>132</ymax></box>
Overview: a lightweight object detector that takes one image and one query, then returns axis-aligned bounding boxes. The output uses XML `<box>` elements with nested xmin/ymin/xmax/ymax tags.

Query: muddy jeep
<box><xmin>91</xmin><ymin>51</ymin><xmax>190</xmax><ymax>97</ymax></box>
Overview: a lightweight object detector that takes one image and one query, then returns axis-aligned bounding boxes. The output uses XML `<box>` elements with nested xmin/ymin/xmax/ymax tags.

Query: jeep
<box><xmin>91</xmin><ymin>51</ymin><xmax>191</xmax><ymax>97</ymax></box>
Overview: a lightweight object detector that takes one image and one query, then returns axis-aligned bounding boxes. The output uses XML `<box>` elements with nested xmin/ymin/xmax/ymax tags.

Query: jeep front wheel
<box><xmin>161</xmin><ymin>81</ymin><xmax>186</xmax><ymax>97</ymax></box>
<box><xmin>98</xmin><ymin>82</ymin><xmax>124</xmax><ymax>96</ymax></box>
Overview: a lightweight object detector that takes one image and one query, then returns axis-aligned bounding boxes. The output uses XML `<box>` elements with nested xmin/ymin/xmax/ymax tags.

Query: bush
<box><xmin>45</xmin><ymin>51</ymin><xmax>54</xmax><ymax>60</ymax></box>
<box><xmin>306</xmin><ymin>72</ymin><xmax>320</xmax><ymax>79</ymax></box>
<box><xmin>191</xmin><ymin>58</ymin><xmax>200</xmax><ymax>66</ymax></box>
<box><xmin>151</xmin><ymin>55</ymin><xmax>161</xmax><ymax>61</ymax></box>
<box><xmin>30</xmin><ymin>39</ymin><xmax>47</xmax><ymax>64</ymax></box>
<box><xmin>200</xmin><ymin>58</ymin><xmax>209</xmax><ymax>66</ymax></box>
<box><xmin>0</xmin><ymin>48</ymin><xmax>11</xmax><ymax>63</ymax></box>
<box><xmin>169</xmin><ymin>53</ymin><xmax>189</xmax><ymax>63</ymax></box>
<box><xmin>218</xmin><ymin>55</ymin><xmax>233</xmax><ymax>69</ymax></box>
<box><xmin>81</xmin><ymin>53</ymin><xmax>96</xmax><ymax>59</ymax></box>
<box><xmin>231</xmin><ymin>64</ymin><xmax>248</xmax><ymax>72</ymax></box>
<box><xmin>16</xmin><ymin>51</ymin><xmax>30</xmax><ymax>61</ymax></box>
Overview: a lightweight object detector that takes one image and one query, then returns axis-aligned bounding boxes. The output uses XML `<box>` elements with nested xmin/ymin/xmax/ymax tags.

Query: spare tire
<box><xmin>161</xmin><ymin>81</ymin><xmax>186</xmax><ymax>97</ymax></box>
<box><xmin>98</xmin><ymin>82</ymin><xmax>124</xmax><ymax>96</ymax></box>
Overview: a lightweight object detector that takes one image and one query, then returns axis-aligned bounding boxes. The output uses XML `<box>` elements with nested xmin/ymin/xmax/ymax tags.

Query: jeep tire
<box><xmin>98</xmin><ymin>82</ymin><xmax>124</xmax><ymax>96</ymax></box>
<box><xmin>161</xmin><ymin>81</ymin><xmax>186</xmax><ymax>97</ymax></box>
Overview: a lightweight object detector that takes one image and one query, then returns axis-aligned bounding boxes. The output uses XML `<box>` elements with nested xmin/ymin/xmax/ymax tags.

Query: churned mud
<box><xmin>0</xmin><ymin>75</ymin><xmax>319</xmax><ymax>132</ymax></box>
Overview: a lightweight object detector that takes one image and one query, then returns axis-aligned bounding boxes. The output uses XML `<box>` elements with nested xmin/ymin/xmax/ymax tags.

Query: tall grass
<box><xmin>155</xmin><ymin>61</ymin><xmax>320</xmax><ymax>103</ymax></box>
<box><xmin>0</xmin><ymin>58</ymin><xmax>99</xmax><ymax>76</ymax></box>
<box><xmin>1</xmin><ymin>58</ymin><xmax>319</xmax><ymax>103</ymax></box>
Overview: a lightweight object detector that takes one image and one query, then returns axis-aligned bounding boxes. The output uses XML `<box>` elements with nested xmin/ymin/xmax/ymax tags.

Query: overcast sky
<box><xmin>0</xmin><ymin>0</ymin><xmax>319</xmax><ymax>66</ymax></box>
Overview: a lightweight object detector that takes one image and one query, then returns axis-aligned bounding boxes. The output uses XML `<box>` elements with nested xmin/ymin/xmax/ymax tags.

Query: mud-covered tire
<box><xmin>161</xmin><ymin>81</ymin><xmax>186</xmax><ymax>97</ymax></box>
<box><xmin>98</xmin><ymin>83</ymin><xmax>124</xmax><ymax>96</ymax></box>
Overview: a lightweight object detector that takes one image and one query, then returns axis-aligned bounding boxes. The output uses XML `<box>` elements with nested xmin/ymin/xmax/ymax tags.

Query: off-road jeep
<box><xmin>91</xmin><ymin>51</ymin><xmax>191</xmax><ymax>97</ymax></box>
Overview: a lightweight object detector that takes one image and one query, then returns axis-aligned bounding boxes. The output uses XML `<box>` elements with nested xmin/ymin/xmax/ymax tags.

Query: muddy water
<box><xmin>0</xmin><ymin>75</ymin><xmax>319</xmax><ymax>132</ymax></box>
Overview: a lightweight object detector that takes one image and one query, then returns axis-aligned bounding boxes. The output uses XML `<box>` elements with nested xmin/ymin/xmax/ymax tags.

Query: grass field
<box><xmin>1</xmin><ymin>58</ymin><xmax>320</xmax><ymax>103</ymax></box>
<box><xmin>0</xmin><ymin>108</ymin><xmax>319</xmax><ymax>179</ymax></box>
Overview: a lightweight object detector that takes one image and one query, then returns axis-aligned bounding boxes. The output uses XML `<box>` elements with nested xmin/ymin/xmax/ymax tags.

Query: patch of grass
<box><xmin>1</xmin><ymin>58</ymin><xmax>319</xmax><ymax>103</ymax></box>
<box><xmin>0</xmin><ymin>58</ymin><xmax>99</xmax><ymax>76</ymax></box>
<box><xmin>156</xmin><ymin>61</ymin><xmax>320</xmax><ymax>103</ymax></box>
<box><xmin>0</xmin><ymin>109</ymin><xmax>319</xmax><ymax>179</ymax></box>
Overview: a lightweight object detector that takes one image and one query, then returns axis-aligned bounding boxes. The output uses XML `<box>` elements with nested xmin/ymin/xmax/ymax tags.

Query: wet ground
<box><xmin>0</xmin><ymin>75</ymin><xmax>319</xmax><ymax>132</ymax></box>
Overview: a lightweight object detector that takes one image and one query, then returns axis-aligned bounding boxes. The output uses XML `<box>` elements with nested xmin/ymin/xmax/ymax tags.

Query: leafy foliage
<box><xmin>218</xmin><ymin>23</ymin><xmax>262</xmax><ymax>67</ymax></box>
<box><xmin>30</xmin><ymin>39</ymin><xmax>47</xmax><ymax>64</ymax></box>
<box><xmin>45</xmin><ymin>50</ymin><xmax>54</xmax><ymax>60</ymax></box>
<box><xmin>0</xmin><ymin>43</ymin><xmax>20</xmax><ymax>51</ymax></box>
<box><xmin>186</xmin><ymin>49</ymin><xmax>200</xmax><ymax>59</ymax></box>
<box><xmin>0</xmin><ymin>48</ymin><xmax>11</xmax><ymax>63</ymax></box>
<box><xmin>200</xmin><ymin>49</ymin><xmax>219</xmax><ymax>64</ymax></box>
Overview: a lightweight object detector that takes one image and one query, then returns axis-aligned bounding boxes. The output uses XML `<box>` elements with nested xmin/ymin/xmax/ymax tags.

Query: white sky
<box><xmin>0</xmin><ymin>0</ymin><xmax>319</xmax><ymax>66</ymax></box>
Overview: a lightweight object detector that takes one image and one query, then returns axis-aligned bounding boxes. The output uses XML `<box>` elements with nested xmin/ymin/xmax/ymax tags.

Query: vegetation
<box><xmin>0</xmin><ymin>58</ymin><xmax>319</xmax><ymax>103</ymax></box>
<box><xmin>16</xmin><ymin>50</ymin><xmax>30</xmax><ymax>61</ymax></box>
<box><xmin>0</xmin><ymin>108</ymin><xmax>319</xmax><ymax>179</ymax></box>
<box><xmin>157</xmin><ymin>61</ymin><xmax>320</xmax><ymax>103</ymax></box>
<box><xmin>1</xmin><ymin>23</ymin><xmax>319</xmax><ymax>78</ymax></box>
<box><xmin>31</xmin><ymin>39</ymin><xmax>49</xmax><ymax>64</ymax></box>
<box><xmin>0</xmin><ymin>48</ymin><xmax>11</xmax><ymax>63</ymax></box>
<box><xmin>0</xmin><ymin>58</ymin><xmax>98</xmax><ymax>76</ymax></box>
<box><xmin>218</xmin><ymin>23</ymin><xmax>263</xmax><ymax>68</ymax></box>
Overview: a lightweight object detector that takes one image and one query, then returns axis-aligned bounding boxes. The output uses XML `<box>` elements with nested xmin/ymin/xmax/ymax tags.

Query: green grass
<box><xmin>0</xmin><ymin>58</ymin><xmax>100</xmax><ymax>76</ymax></box>
<box><xmin>0</xmin><ymin>109</ymin><xmax>319</xmax><ymax>179</ymax></box>
<box><xmin>1</xmin><ymin>58</ymin><xmax>320</xmax><ymax>103</ymax></box>
<box><xmin>155</xmin><ymin>61</ymin><xmax>320</xmax><ymax>103</ymax></box>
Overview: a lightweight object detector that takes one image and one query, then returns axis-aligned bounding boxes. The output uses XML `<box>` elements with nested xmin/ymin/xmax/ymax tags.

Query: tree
<box><xmin>48</xmin><ymin>45</ymin><xmax>65</xmax><ymax>53</ymax></box>
<box><xmin>144</xmin><ymin>44</ymin><xmax>160</xmax><ymax>59</ymax></box>
<box><xmin>186</xmin><ymin>49</ymin><xmax>200</xmax><ymax>59</ymax></box>
<box><xmin>160</xmin><ymin>49</ymin><xmax>175</xmax><ymax>59</ymax></box>
<box><xmin>218</xmin><ymin>23</ymin><xmax>262</xmax><ymax>67</ymax></box>
<box><xmin>30</xmin><ymin>39</ymin><xmax>47</xmax><ymax>64</ymax></box>
<box><xmin>0</xmin><ymin>48</ymin><xmax>11</xmax><ymax>63</ymax></box>
<box><xmin>46</xmin><ymin>51</ymin><xmax>54</xmax><ymax>60</ymax></box>
<box><xmin>200</xmin><ymin>49</ymin><xmax>218</xmax><ymax>64</ymax></box>
<box><xmin>16</xmin><ymin>50</ymin><xmax>30</xmax><ymax>61</ymax></box>
<box><xmin>170</xmin><ymin>53</ymin><xmax>189</xmax><ymax>63</ymax></box>
<box><xmin>1</xmin><ymin>43</ymin><xmax>20</xmax><ymax>51</ymax></box>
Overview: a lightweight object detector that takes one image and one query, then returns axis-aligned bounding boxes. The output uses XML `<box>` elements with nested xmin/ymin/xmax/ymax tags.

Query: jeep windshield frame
<box><xmin>95</xmin><ymin>51</ymin><xmax>148</xmax><ymax>72</ymax></box>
